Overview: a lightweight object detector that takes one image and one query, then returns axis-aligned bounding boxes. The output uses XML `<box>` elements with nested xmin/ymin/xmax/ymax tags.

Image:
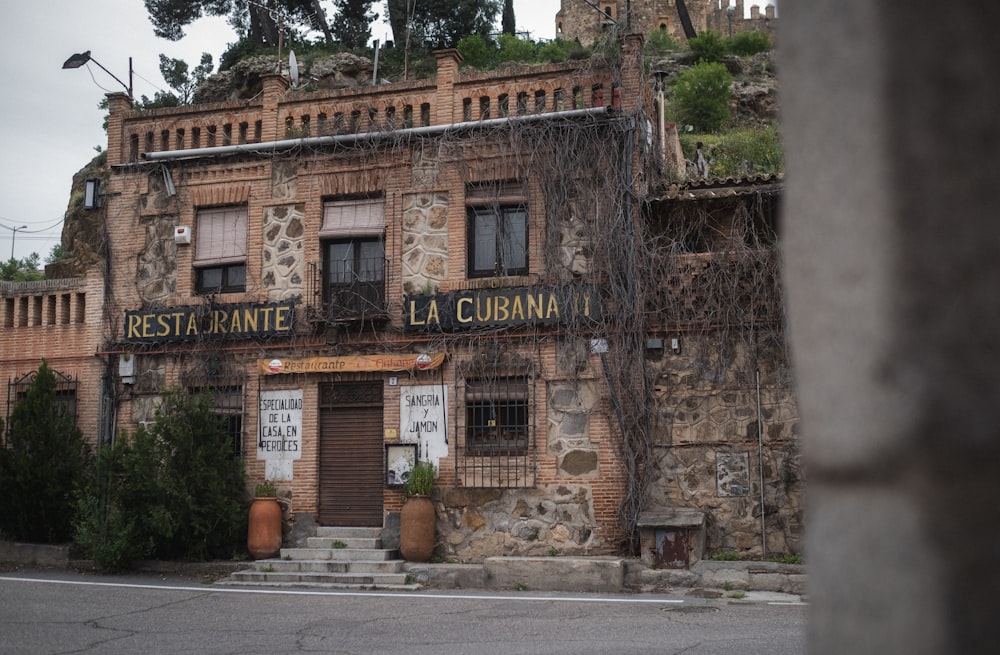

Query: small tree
<box><xmin>726</xmin><ymin>31</ymin><xmax>771</xmax><ymax>56</ymax></box>
<box><xmin>0</xmin><ymin>361</ymin><xmax>93</xmax><ymax>543</ymax></box>
<box><xmin>671</xmin><ymin>61</ymin><xmax>733</xmax><ymax>133</ymax></box>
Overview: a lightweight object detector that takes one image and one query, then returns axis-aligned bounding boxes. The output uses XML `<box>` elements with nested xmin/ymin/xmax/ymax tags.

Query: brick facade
<box><xmin>2</xmin><ymin>32</ymin><xmax>798</xmax><ymax>563</ymax></box>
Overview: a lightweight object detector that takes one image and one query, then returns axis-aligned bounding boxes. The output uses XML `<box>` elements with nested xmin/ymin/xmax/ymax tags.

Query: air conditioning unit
<box><xmin>174</xmin><ymin>225</ymin><xmax>191</xmax><ymax>244</ymax></box>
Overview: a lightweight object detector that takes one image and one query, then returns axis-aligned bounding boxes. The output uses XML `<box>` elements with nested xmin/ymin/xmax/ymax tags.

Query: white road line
<box><xmin>0</xmin><ymin>576</ymin><xmax>684</xmax><ymax>604</ymax></box>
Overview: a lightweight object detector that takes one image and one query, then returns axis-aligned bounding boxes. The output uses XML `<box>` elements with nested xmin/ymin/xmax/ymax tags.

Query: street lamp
<box><xmin>3</xmin><ymin>224</ymin><xmax>28</xmax><ymax>260</ymax></box>
<box><xmin>62</xmin><ymin>50</ymin><xmax>133</xmax><ymax>100</ymax></box>
<box><xmin>726</xmin><ymin>5</ymin><xmax>736</xmax><ymax>38</ymax></box>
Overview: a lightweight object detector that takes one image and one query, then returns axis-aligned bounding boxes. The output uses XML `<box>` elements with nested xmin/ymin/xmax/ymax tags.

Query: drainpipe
<box><xmin>756</xmin><ymin>369</ymin><xmax>766</xmax><ymax>558</ymax></box>
<box><xmin>141</xmin><ymin>107</ymin><xmax>616</xmax><ymax>163</ymax></box>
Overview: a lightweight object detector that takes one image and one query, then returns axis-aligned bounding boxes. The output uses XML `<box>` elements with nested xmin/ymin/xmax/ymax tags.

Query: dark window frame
<box><xmin>464</xmin><ymin>377</ymin><xmax>530</xmax><ymax>456</ymax></box>
<box><xmin>466</xmin><ymin>203</ymin><xmax>529</xmax><ymax>278</ymax></box>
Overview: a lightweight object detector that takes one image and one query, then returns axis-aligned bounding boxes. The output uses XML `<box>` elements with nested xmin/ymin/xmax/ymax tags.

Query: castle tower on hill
<box><xmin>555</xmin><ymin>0</ymin><xmax>778</xmax><ymax>46</ymax></box>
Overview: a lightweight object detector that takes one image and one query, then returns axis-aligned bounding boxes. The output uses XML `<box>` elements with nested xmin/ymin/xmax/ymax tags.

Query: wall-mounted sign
<box><xmin>257</xmin><ymin>353</ymin><xmax>445</xmax><ymax>375</ymax></box>
<box><xmin>403</xmin><ymin>285</ymin><xmax>601</xmax><ymax>331</ymax></box>
<box><xmin>124</xmin><ymin>301</ymin><xmax>295</xmax><ymax>343</ymax></box>
<box><xmin>400</xmin><ymin>384</ymin><xmax>448</xmax><ymax>466</ymax></box>
<box><xmin>258</xmin><ymin>389</ymin><xmax>303</xmax><ymax>481</ymax></box>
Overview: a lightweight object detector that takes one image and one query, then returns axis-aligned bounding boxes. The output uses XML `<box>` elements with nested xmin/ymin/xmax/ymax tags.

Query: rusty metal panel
<box><xmin>654</xmin><ymin>528</ymin><xmax>689</xmax><ymax>569</ymax></box>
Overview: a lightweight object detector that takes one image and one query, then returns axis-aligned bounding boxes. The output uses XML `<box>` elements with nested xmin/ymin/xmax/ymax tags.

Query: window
<box><xmin>466</xmin><ymin>182</ymin><xmax>528</xmax><ymax>278</ymax></box>
<box><xmin>465</xmin><ymin>378</ymin><xmax>529</xmax><ymax>455</ymax></box>
<box><xmin>195</xmin><ymin>206</ymin><xmax>248</xmax><ymax>294</ymax></box>
<box><xmin>320</xmin><ymin>198</ymin><xmax>386</xmax><ymax>317</ymax></box>
<box><xmin>190</xmin><ymin>386</ymin><xmax>244</xmax><ymax>457</ymax></box>
<box><xmin>324</xmin><ymin>239</ymin><xmax>386</xmax><ymax>314</ymax></box>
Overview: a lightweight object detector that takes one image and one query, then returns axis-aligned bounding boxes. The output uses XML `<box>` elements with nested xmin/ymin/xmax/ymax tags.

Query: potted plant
<box><xmin>247</xmin><ymin>480</ymin><xmax>282</xmax><ymax>560</ymax></box>
<box><xmin>399</xmin><ymin>461</ymin><xmax>436</xmax><ymax>562</ymax></box>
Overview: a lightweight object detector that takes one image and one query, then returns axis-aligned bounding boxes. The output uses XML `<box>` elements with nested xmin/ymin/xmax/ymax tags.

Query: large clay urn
<box><xmin>247</xmin><ymin>497</ymin><xmax>282</xmax><ymax>559</ymax></box>
<box><xmin>399</xmin><ymin>495</ymin><xmax>435</xmax><ymax>562</ymax></box>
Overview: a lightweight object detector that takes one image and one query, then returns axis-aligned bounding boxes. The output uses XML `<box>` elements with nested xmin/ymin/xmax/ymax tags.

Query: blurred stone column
<box><xmin>778</xmin><ymin>2</ymin><xmax>1000</xmax><ymax>653</ymax></box>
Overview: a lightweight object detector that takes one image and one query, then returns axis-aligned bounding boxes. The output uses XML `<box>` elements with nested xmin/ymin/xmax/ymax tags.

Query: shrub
<box><xmin>645</xmin><ymin>29</ymin><xmax>680</xmax><ymax>54</ymax></box>
<box><xmin>680</xmin><ymin>126</ymin><xmax>783</xmax><ymax>177</ymax></box>
<box><xmin>497</xmin><ymin>33</ymin><xmax>537</xmax><ymax>64</ymax></box>
<box><xmin>0</xmin><ymin>360</ymin><xmax>93</xmax><ymax>543</ymax></box>
<box><xmin>688</xmin><ymin>30</ymin><xmax>726</xmax><ymax>63</ymax></box>
<box><xmin>74</xmin><ymin>390</ymin><xmax>247</xmax><ymax>568</ymax></box>
<box><xmin>458</xmin><ymin>34</ymin><xmax>497</xmax><ymax>69</ymax></box>
<box><xmin>671</xmin><ymin>61</ymin><xmax>733</xmax><ymax>133</ymax></box>
<box><xmin>726</xmin><ymin>31</ymin><xmax>771</xmax><ymax>56</ymax></box>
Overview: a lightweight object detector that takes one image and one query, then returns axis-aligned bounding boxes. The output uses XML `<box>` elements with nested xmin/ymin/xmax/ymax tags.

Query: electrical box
<box><xmin>119</xmin><ymin>354</ymin><xmax>135</xmax><ymax>385</ymax></box>
<box><xmin>174</xmin><ymin>225</ymin><xmax>191</xmax><ymax>244</ymax></box>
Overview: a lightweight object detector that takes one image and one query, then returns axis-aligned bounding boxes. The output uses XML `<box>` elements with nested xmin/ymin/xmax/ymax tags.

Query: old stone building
<box><xmin>3</xmin><ymin>31</ymin><xmax>796</xmax><ymax>565</ymax></box>
<box><xmin>556</xmin><ymin>0</ymin><xmax>778</xmax><ymax>46</ymax></box>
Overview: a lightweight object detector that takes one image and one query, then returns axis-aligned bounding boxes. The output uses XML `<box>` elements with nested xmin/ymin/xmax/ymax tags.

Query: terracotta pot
<box><xmin>247</xmin><ymin>497</ymin><xmax>282</xmax><ymax>559</ymax></box>
<box><xmin>399</xmin><ymin>495</ymin><xmax>435</xmax><ymax>562</ymax></box>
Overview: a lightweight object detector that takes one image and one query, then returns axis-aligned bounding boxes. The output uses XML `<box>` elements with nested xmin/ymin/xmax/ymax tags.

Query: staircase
<box><xmin>223</xmin><ymin>527</ymin><xmax>417</xmax><ymax>590</ymax></box>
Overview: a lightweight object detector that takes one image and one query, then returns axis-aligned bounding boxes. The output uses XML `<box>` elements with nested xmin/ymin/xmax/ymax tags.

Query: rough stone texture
<box><xmin>194</xmin><ymin>53</ymin><xmax>375</xmax><ymax>104</ymax></box>
<box><xmin>401</xmin><ymin>192</ymin><xmax>449</xmax><ymax>295</ymax></box>
<box><xmin>437</xmin><ymin>485</ymin><xmax>601</xmax><ymax>562</ymax></box>
<box><xmin>642</xmin><ymin>336</ymin><xmax>802</xmax><ymax>558</ymax></box>
<box><xmin>136</xmin><ymin>218</ymin><xmax>178</xmax><ymax>303</ymax></box>
<box><xmin>261</xmin><ymin>204</ymin><xmax>305</xmax><ymax>300</ymax></box>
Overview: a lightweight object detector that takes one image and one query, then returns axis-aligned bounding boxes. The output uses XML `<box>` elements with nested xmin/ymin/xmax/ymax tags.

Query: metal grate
<box><xmin>455</xmin><ymin>358</ymin><xmax>536</xmax><ymax>489</ymax></box>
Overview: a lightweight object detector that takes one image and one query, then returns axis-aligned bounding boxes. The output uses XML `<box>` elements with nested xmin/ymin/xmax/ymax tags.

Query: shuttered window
<box><xmin>195</xmin><ymin>207</ymin><xmax>248</xmax><ymax>265</ymax></box>
<box><xmin>321</xmin><ymin>198</ymin><xmax>385</xmax><ymax>238</ymax></box>
<box><xmin>195</xmin><ymin>206</ymin><xmax>248</xmax><ymax>293</ymax></box>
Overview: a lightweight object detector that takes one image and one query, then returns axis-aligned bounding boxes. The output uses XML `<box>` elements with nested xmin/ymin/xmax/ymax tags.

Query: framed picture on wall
<box><xmin>386</xmin><ymin>443</ymin><xmax>417</xmax><ymax>487</ymax></box>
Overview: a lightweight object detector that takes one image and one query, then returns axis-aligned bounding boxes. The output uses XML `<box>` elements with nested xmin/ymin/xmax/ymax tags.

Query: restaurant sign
<box><xmin>403</xmin><ymin>285</ymin><xmax>601</xmax><ymax>331</ymax></box>
<box><xmin>124</xmin><ymin>301</ymin><xmax>295</xmax><ymax>343</ymax></box>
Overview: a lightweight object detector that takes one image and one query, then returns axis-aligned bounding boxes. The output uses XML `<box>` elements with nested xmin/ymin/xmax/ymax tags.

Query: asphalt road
<box><xmin>0</xmin><ymin>569</ymin><xmax>806</xmax><ymax>655</ymax></box>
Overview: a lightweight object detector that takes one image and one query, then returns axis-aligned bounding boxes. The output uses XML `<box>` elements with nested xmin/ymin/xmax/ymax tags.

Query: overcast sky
<box><xmin>0</xmin><ymin>1</ymin><xmax>773</xmax><ymax>263</ymax></box>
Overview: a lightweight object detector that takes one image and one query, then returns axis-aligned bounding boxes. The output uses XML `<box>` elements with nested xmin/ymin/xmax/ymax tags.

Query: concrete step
<box><xmin>306</xmin><ymin>536</ymin><xmax>382</xmax><ymax>550</ymax></box>
<box><xmin>315</xmin><ymin>527</ymin><xmax>383</xmax><ymax>539</ymax></box>
<box><xmin>245</xmin><ymin>558</ymin><xmax>404</xmax><ymax>574</ymax></box>
<box><xmin>279</xmin><ymin>547</ymin><xmax>397</xmax><ymax>562</ymax></box>
<box><xmin>225</xmin><ymin>569</ymin><xmax>413</xmax><ymax>588</ymax></box>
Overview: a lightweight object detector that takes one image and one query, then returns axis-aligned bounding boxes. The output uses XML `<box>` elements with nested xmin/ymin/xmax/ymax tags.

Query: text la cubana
<box><xmin>404</xmin><ymin>286</ymin><xmax>601</xmax><ymax>331</ymax></box>
<box><xmin>123</xmin><ymin>301</ymin><xmax>295</xmax><ymax>343</ymax></box>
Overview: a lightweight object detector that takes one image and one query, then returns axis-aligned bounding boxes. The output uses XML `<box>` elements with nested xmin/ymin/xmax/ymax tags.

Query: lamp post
<box><xmin>727</xmin><ymin>5</ymin><xmax>735</xmax><ymax>38</ymax></box>
<box><xmin>62</xmin><ymin>50</ymin><xmax>133</xmax><ymax>100</ymax></box>
<box><xmin>3</xmin><ymin>224</ymin><xmax>27</xmax><ymax>260</ymax></box>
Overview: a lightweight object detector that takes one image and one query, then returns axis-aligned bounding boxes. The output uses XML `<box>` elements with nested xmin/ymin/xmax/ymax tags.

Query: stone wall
<box><xmin>643</xmin><ymin>335</ymin><xmax>803</xmax><ymax>557</ymax></box>
<box><xmin>436</xmin><ymin>485</ymin><xmax>603</xmax><ymax>561</ymax></box>
<box><xmin>556</xmin><ymin>0</ymin><xmax>778</xmax><ymax>46</ymax></box>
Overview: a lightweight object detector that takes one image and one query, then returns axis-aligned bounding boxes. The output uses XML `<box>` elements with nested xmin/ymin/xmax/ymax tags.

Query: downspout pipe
<box><xmin>141</xmin><ymin>106</ymin><xmax>615</xmax><ymax>163</ymax></box>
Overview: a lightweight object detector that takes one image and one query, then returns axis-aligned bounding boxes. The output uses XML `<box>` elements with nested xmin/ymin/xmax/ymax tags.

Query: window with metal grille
<box><xmin>320</xmin><ymin>197</ymin><xmax>387</xmax><ymax>318</ymax></box>
<box><xmin>195</xmin><ymin>206</ymin><xmax>248</xmax><ymax>294</ymax></box>
<box><xmin>190</xmin><ymin>386</ymin><xmax>244</xmax><ymax>457</ymax></box>
<box><xmin>466</xmin><ymin>182</ymin><xmax>528</xmax><ymax>278</ymax></box>
<box><xmin>465</xmin><ymin>378</ymin><xmax>529</xmax><ymax>455</ymax></box>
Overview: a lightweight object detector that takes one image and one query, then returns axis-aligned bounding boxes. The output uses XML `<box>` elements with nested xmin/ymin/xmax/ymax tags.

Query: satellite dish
<box><xmin>289</xmin><ymin>50</ymin><xmax>299</xmax><ymax>87</ymax></box>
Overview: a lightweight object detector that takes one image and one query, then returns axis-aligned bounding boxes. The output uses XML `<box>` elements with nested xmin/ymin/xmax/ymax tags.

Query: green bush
<box><xmin>0</xmin><ymin>360</ymin><xmax>93</xmax><ymax>543</ymax></box>
<box><xmin>497</xmin><ymin>33</ymin><xmax>537</xmax><ymax>64</ymax></box>
<box><xmin>645</xmin><ymin>29</ymin><xmax>680</xmax><ymax>54</ymax></box>
<box><xmin>671</xmin><ymin>61</ymin><xmax>733</xmax><ymax>133</ymax></box>
<box><xmin>726</xmin><ymin>31</ymin><xmax>771</xmax><ymax>56</ymax></box>
<box><xmin>74</xmin><ymin>390</ymin><xmax>247</xmax><ymax>569</ymax></box>
<box><xmin>680</xmin><ymin>126</ymin><xmax>783</xmax><ymax>177</ymax></box>
<box><xmin>688</xmin><ymin>30</ymin><xmax>726</xmax><ymax>63</ymax></box>
<box><xmin>458</xmin><ymin>34</ymin><xmax>497</xmax><ymax>69</ymax></box>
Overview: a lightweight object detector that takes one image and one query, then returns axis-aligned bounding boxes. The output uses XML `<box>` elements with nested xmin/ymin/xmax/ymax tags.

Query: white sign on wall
<box><xmin>399</xmin><ymin>384</ymin><xmax>448</xmax><ymax>466</ymax></box>
<box><xmin>257</xmin><ymin>389</ymin><xmax>303</xmax><ymax>481</ymax></box>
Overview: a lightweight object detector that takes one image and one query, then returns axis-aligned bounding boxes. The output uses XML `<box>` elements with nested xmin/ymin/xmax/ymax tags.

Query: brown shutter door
<box><xmin>319</xmin><ymin>405</ymin><xmax>384</xmax><ymax>526</ymax></box>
